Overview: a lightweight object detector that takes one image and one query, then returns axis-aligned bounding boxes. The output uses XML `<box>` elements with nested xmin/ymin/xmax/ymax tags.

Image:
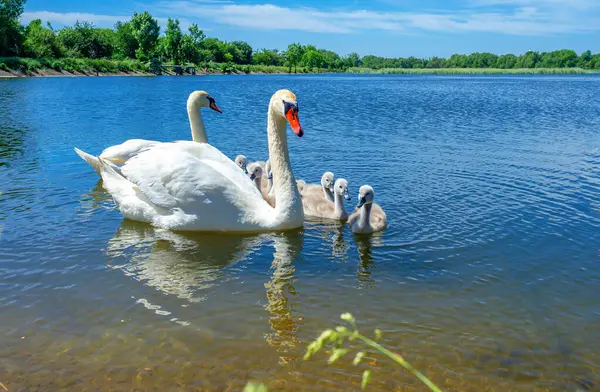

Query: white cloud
<box><xmin>22</xmin><ymin>0</ymin><xmax>600</xmax><ymax>36</ymax></box>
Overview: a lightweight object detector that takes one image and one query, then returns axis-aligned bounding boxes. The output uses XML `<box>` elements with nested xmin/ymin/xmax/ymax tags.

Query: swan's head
<box><xmin>334</xmin><ymin>178</ymin><xmax>351</xmax><ymax>200</ymax></box>
<box><xmin>271</xmin><ymin>89</ymin><xmax>303</xmax><ymax>137</ymax></box>
<box><xmin>235</xmin><ymin>155</ymin><xmax>247</xmax><ymax>174</ymax></box>
<box><xmin>187</xmin><ymin>90</ymin><xmax>222</xmax><ymax>113</ymax></box>
<box><xmin>357</xmin><ymin>185</ymin><xmax>375</xmax><ymax>208</ymax></box>
<box><xmin>247</xmin><ymin>162</ymin><xmax>264</xmax><ymax>181</ymax></box>
<box><xmin>321</xmin><ymin>172</ymin><xmax>335</xmax><ymax>192</ymax></box>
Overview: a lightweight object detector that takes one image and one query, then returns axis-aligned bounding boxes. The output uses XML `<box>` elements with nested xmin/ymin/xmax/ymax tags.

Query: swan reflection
<box><xmin>355</xmin><ymin>232</ymin><xmax>384</xmax><ymax>287</ymax></box>
<box><xmin>78</xmin><ymin>179</ymin><xmax>114</xmax><ymax>217</ymax></box>
<box><xmin>263</xmin><ymin>230</ymin><xmax>304</xmax><ymax>358</ymax></box>
<box><xmin>304</xmin><ymin>216</ymin><xmax>350</xmax><ymax>260</ymax></box>
<box><xmin>105</xmin><ymin>220</ymin><xmax>269</xmax><ymax>302</ymax></box>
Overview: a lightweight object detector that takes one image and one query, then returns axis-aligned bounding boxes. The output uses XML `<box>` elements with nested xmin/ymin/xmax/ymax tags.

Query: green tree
<box><xmin>163</xmin><ymin>17</ymin><xmax>182</xmax><ymax>63</ymax></box>
<box><xmin>202</xmin><ymin>37</ymin><xmax>227</xmax><ymax>62</ymax></box>
<box><xmin>130</xmin><ymin>11</ymin><xmax>159</xmax><ymax>60</ymax></box>
<box><xmin>515</xmin><ymin>50</ymin><xmax>540</xmax><ymax>68</ymax></box>
<box><xmin>302</xmin><ymin>48</ymin><xmax>324</xmax><ymax>71</ymax></box>
<box><xmin>228</xmin><ymin>40</ymin><xmax>252</xmax><ymax>64</ymax></box>
<box><xmin>426</xmin><ymin>56</ymin><xmax>446</xmax><ymax>68</ymax></box>
<box><xmin>360</xmin><ymin>55</ymin><xmax>384</xmax><ymax>69</ymax></box>
<box><xmin>590</xmin><ymin>53</ymin><xmax>600</xmax><ymax>69</ymax></box>
<box><xmin>285</xmin><ymin>42</ymin><xmax>304</xmax><ymax>73</ymax></box>
<box><xmin>23</xmin><ymin>19</ymin><xmax>61</xmax><ymax>58</ymax></box>
<box><xmin>580</xmin><ymin>50</ymin><xmax>592</xmax><ymax>68</ymax></box>
<box><xmin>114</xmin><ymin>21</ymin><xmax>137</xmax><ymax>59</ymax></box>
<box><xmin>0</xmin><ymin>0</ymin><xmax>26</xmax><ymax>56</ymax></box>
<box><xmin>496</xmin><ymin>54</ymin><xmax>517</xmax><ymax>69</ymax></box>
<box><xmin>180</xmin><ymin>34</ymin><xmax>198</xmax><ymax>63</ymax></box>
<box><xmin>344</xmin><ymin>52</ymin><xmax>361</xmax><ymax>68</ymax></box>
<box><xmin>58</xmin><ymin>21</ymin><xmax>114</xmax><ymax>58</ymax></box>
<box><xmin>188</xmin><ymin>23</ymin><xmax>206</xmax><ymax>44</ymax></box>
<box><xmin>253</xmin><ymin>48</ymin><xmax>283</xmax><ymax>66</ymax></box>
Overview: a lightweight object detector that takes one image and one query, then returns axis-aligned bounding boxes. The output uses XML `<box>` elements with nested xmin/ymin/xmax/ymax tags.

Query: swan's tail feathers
<box><xmin>74</xmin><ymin>147</ymin><xmax>102</xmax><ymax>175</ymax></box>
<box><xmin>98</xmin><ymin>157</ymin><xmax>136</xmax><ymax>205</ymax></box>
<box><xmin>98</xmin><ymin>157</ymin><xmax>126</xmax><ymax>182</ymax></box>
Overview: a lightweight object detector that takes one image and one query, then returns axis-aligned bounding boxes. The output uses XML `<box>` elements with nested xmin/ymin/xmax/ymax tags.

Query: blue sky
<box><xmin>22</xmin><ymin>0</ymin><xmax>600</xmax><ymax>57</ymax></box>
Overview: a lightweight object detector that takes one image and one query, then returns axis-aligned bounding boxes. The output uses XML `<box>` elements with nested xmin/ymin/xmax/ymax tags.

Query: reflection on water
<box><xmin>264</xmin><ymin>230</ymin><xmax>303</xmax><ymax>357</ymax></box>
<box><xmin>78</xmin><ymin>179</ymin><xmax>114</xmax><ymax>217</ymax></box>
<box><xmin>354</xmin><ymin>233</ymin><xmax>383</xmax><ymax>285</ymax></box>
<box><xmin>106</xmin><ymin>221</ymin><xmax>269</xmax><ymax>302</ymax></box>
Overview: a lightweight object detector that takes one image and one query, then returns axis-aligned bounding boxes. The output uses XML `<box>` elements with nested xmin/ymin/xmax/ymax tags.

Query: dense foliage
<box><xmin>1</xmin><ymin>0</ymin><xmax>600</xmax><ymax>73</ymax></box>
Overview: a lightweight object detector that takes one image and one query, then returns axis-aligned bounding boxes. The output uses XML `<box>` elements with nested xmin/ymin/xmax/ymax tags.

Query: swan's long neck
<box><xmin>333</xmin><ymin>192</ymin><xmax>346</xmax><ymax>219</ymax></box>
<box><xmin>253</xmin><ymin>177</ymin><xmax>262</xmax><ymax>190</ymax></box>
<box><xmin>323</xmin><ymin>186</ymin><xmax>333</xmax><ymax>202</ymax></box>
<box><xmin>188</xmin><ymin>104</ymin><xmax>208</xmax><ymax>143</ymax></box>
<box><xmin>359</xmin><ymin>203</ymin><xmax>372</xmax><ymax>229</ymax></box>
<box><xmin>267</xmin><ymin>105</ymin><xmax>303</xmax><ymax>223</ymax></box>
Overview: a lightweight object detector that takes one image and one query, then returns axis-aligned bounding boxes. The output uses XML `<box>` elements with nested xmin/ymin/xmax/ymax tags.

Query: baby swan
<box><xmin>348</xmin><ymin>185</ymin><xmax>387</xmax><ymax>233</ymax></box>
<box><xmin>248</xmin><ymin>162</ymin><xmax>276</xmax><ymax>208</ymax></box>
<box><xmin>303</xmin><ymin>178</ymin><xmax>351</xmax><ymax>221</ymax></box>
<box><xmin>298</xmin><ymin>171</ymin><xmax>335</xmax><ymax>202</ymax></box>
<box><xmin>247</xmin><ymin>162</ymin><xmax>264</xmax><ymax>190</ymax></box>
<box><xmin>235</xmin><ymin>155</ymin><xmax>247</xmax><ymax>174</ymax></box>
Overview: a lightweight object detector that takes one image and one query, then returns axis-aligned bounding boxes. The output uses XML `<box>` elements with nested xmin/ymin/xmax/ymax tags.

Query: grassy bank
<box><xmin>4</xmin><ymin>57</ymin><xmax>597</xmax><ymax>77</ymax></box>
<box><xmin>0</xmin><ymin>57</ymin><xmax>150</xmax><ymax>76</ymax></box>
<box><xmin>0</xmin><ymin>57</ymin><xmax>331</xmax><ymax>77</ymax></box>
<box><xmin>347</xmin><ymin>67</ymin><xmax>600</xmax><ymax>75</ymax></box>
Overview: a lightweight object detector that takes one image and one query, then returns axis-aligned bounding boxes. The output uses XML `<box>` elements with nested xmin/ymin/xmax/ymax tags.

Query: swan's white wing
<box><xmin>119</xmin><ymin>142</ymin><xmax>274</xmax><ymax>230</ymax></box>
<box><xmin>100</xmin><ymin>139</ymin><xmax>159</xmax><ymax>164</ymax></box>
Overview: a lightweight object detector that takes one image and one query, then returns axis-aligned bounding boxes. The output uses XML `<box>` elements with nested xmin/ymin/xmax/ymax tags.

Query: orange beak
<box><xmin>285</xmin><ymin>108</ymin><xmax>303</xmax><ymax>137</ymax></box>
<box><xmin>209</xmin><ymin>101</ymin><xmax>222</xmax><ymax>113</ymax></box>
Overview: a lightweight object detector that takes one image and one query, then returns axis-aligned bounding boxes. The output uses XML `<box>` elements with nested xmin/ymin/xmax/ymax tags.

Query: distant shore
<box><xmin>1</xmin><ymin>57</ymin><xmax>599</xmax><ymax>79</ymax></box>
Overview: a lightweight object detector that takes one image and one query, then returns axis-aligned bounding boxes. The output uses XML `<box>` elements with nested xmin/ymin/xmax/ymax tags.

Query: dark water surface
<box><xmin>1</xmin><ymin>74</ymin><xmax>600</xmax><ymax>391</ymax></box>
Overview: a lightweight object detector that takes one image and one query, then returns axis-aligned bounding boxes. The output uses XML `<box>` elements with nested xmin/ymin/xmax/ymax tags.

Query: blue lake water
<box><xmin>1</xmin><ymin>74</ymin><xmax>600</xmax><ymax>391</ymax></box>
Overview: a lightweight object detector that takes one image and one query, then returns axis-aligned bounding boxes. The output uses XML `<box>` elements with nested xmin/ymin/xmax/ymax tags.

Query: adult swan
<box><xmin>74</xmin><ymin>90</ymin><xmax>222</xmax><ymax>175</ymax></box>
<box><xmin>98</xmin><ymin>89</ymin><xmax>305</xmax><ymax>232</ymax></box>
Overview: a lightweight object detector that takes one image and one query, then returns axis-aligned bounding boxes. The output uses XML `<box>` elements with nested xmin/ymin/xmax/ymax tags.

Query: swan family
<box><xmin>74</xmin><ymin>89</ymin><xmax>386</xmax><ymax>234</ymax></box>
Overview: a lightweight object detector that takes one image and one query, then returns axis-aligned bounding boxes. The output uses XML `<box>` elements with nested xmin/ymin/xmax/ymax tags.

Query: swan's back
<box><xmin>369</xmin><ymin>203</ymin><xmax>387</xmax><ymax>231</ymax></box>
<box><xmin>100</xmin><ymin>139</ymin><xmax>159</xmax><ymax>164</ymax></box>
<box><xmin>302</xmin><ymin>193</ymin><xmax>335</xmax><ymax>218</ymax></box>
<box><xmin>102</xmin><ymin>141</ymin><xmax>275</xmax><ymax>231</ymax></box>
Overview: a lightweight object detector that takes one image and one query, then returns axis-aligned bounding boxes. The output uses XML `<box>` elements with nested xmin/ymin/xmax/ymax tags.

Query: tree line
<box><xmin>1</xmin><ymin>0</ymin><xmax>600</xmax><ymax>71</ymax></box>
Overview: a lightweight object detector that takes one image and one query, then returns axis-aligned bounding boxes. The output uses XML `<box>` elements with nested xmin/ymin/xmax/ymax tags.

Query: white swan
<box><xmin>302</xmin><ymin>178</ymin><xmax>351</xmax><ymax>221</ymax></box>
<box><xmin>74</xmin><ymin>90</ymin><xmax>222</xmax><ymax>175</ymax></box>
<box><xmin>98</xmin><ymin>89</ymin><xmax>305</xmax><ymax>232</ymax></box>
<box><xmin>298</xmin><ymin>172</ymin><xmax>335</xmax><ymax>202</ymax></box>
<box><xmin>235</xmin><ymin>155</ymin><xmax>248</xmax><ymax>174</ymax></box>
<box><xmin>348</xmin><ymin>185</ymin><xmax>387</xmax><ymax>233</ymax></box>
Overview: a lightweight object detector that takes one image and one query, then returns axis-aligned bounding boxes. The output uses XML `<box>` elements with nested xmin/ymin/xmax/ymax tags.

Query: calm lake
<box><xmin>1</xmin><ymin>74</ymin><xmax>600</xmax><ymax>391</ymax></box>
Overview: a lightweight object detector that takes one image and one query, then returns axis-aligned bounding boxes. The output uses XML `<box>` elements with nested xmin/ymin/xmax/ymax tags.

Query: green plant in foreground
<box><xmin>304</xmin><ymin>313</ymin><xmax>443</xmax><ymax>391</ymax></box>
<box><xmin>243</xmin><ymin>382</ymin><xmax>268</xmax><ymax>392</ymax></box>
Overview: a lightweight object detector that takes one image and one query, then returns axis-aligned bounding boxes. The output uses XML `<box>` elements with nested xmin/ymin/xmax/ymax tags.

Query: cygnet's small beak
<box><xmin>249</xmin><ymin>173</ymin><xmax>256</xmax><ymax>181</ymax></box>
<box><xmin>357</xmin><ymin>196</ymin><xmax>366</xmax><ymax>208</ymax></box>
<box><xmin>344</xmin><ymin>190</ymin><xmax>351</xmax><ymax>200</ymax></box>
<box><xmin>267</xmin><ymin>172</ymin><xmax>273</xmax><ymax>180</ymax></box>
<box><xmin>242</xmin><ymin>165</ymin><xmax>248</xmax><ymax>174</ymax></box>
